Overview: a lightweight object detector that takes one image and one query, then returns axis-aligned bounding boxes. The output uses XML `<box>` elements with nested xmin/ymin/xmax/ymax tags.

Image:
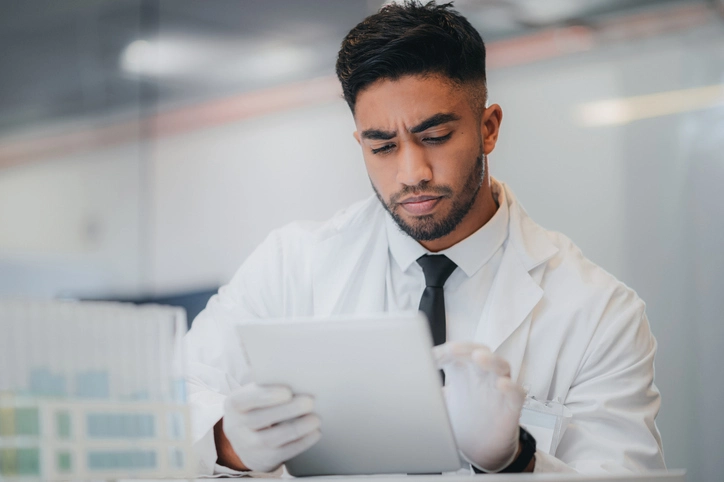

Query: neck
<box><xmin>420</xmin><ymin>174</ymin><xmax>497</xmax><ymax>253</ymax></box>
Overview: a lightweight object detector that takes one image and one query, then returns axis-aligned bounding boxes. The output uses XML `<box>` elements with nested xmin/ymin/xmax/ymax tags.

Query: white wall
<box><xmin>489</xmin><ymin>59</ymin><xmax>625</xmax><ymax>275</ymax></box>
<box><xmin>0</xmin><ymin>143</ymin><xmax>143</xmax><ymax>298</ymax></box>
<box><xmin>149</xmin><ymin>101</ymin><xmax>370</xmax><ymax>293</ymax></box>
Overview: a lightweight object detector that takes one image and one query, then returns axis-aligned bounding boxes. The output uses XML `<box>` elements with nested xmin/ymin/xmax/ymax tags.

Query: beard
<box><xmin>373</xmin><ymin>150</ymin><xmax>485</xmax><ymax>242</ymax></box>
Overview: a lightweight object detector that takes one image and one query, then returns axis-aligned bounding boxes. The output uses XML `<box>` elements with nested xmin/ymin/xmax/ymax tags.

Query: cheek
<box><xmin>429</xmin><ymin>142</ymin><xmax>478</xmax><ymax>184</ymax></box>
<box><xmin>363</xmin><ymin>155</ymin><xmax>398</xmax><ymax>195</ymax></box>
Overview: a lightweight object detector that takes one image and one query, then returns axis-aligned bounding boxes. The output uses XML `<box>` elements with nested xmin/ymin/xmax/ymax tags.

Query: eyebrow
<box><xmin>360</xmin><ymin>112</ymin><xmax>461</xmax><ymax>140</ymax></box>
<box><xmin>410</xmin><ymin>113</ymin><xmax>461</xmax><ymax>134</ymax></box>
<box><xmin>361</xmin><ymin>129</ymin><xmax>396</xmax><ymax>140</ymax></box>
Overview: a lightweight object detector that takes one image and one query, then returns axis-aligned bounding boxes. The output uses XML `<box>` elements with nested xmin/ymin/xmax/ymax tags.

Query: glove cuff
<box><xmin>471</xmin><ymin>427</ymin><xmax>536</xmax><ymax>474</ymax></box>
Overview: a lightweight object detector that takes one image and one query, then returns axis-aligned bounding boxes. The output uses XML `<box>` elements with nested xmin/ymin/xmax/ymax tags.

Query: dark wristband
<box><xmin>472</xmin><ymin>427</ymin><xmax>536</xmax><ymax>474</ymax></box>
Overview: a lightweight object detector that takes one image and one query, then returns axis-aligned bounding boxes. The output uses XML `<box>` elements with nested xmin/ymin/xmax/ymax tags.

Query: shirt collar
<box><xmin>385</xmin><ymin>178</ymin><xmax>509</xmax><ymax>278</ymax></box>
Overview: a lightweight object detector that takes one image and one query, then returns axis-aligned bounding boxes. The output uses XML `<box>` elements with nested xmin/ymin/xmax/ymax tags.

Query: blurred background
<box><xmin>1</xmin><ymin>0</ymin><xmax>722</xmax><ymax>479</ymax></box>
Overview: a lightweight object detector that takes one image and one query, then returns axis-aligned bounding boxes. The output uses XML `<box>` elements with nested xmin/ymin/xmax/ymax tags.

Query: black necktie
<box><xmin>417</xmin><ymin>254</ymin><xmax>458</xmax><ymax>347</ymax></box>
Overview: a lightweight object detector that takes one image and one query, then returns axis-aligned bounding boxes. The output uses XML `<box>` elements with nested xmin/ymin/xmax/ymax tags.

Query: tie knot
<box><xmin>417</xmin><ymin>254</ymin><xmax>458</xmax><ymax>288</ymax></box>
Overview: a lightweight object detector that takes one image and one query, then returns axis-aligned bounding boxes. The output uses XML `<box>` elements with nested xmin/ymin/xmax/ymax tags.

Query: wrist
<box><xmin>214</xmin><ymin>418</ymin><xmax>249</xmax><ymax>471</ymax></box>
<box><xmin>472</xmin><ymin>427</ymin><xmax>536</xmax><ymax>474</ymax></box>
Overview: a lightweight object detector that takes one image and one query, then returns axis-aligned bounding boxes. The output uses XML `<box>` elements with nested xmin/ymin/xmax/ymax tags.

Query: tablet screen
<box><xmin>235</xmin><ymin>312</ymin><xmax>461</xmax><ymax>476</ymax></box>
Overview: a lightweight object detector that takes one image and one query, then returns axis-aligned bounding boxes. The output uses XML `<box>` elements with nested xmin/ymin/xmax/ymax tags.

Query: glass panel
<box><xmin>75</xmin><ymin>371</ymin><xmax>110</xmax><ymax>399</ymax></box>
<box><xmin>57</xmin><ymin>451</ymin><xmax>72</xmax><ymax>473</ymax></box>
<box><xmin>87</xmin><ymin>413</ymin><xmax>155</xmax><ymax>438</ymax></box>
<box><xmin>0</xmin><ymin>448</ymin><xmax>41</xmax><ymax>476</ymax></box>
<box><xmin>17</xmin><ymin>448</ymin><xmax>40</xmax><ymax>475</ymax></box>
<box><xmin>0</xmin><ymin>449</ymin><xmax>16</xmax><ymax>475</ymax></box>
<box><xmin>168</xmin><ymin>447</ymin><xmax>184</xmax><ymax>469</ymax></box>
<box><xmin>29</xmin><ymin>368</ymin><xmax>67</xmax><ymax>397</ymax></box>
<box><xmin>0</xmin><ymin>407</ymin><xmax>14</xmax><ymax>436</ymax></box>
<box><xmin>87</xmin><ymin>450</ymin><xmax>156</xmax><ymax>470</ymax></box>
<box><xmin>56</xmin><ymin>411</ymin><xmax>71</xmax><ymax>439</ymax></box>
<box><xmin>15</xmin><ymin>407</ymin><xmax>40</xmax><ymax>436</ymax></box>
<box><xmin>167</xmin><ymin>411</ymin><xmax>184</xmax><ymax>440</ymax></box>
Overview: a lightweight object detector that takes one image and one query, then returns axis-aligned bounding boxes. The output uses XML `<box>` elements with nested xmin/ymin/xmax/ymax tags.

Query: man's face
<box><xmin>353</xmin><ymin>74</ymin><xmax>500</xmax><ymax>243</ymax></box>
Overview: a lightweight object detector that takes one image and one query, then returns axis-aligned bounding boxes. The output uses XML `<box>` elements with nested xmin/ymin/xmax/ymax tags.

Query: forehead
<box><xmin>353</xmin><ymin>75</ymin><xmax>471</xmax><ymax>130</ymax></box>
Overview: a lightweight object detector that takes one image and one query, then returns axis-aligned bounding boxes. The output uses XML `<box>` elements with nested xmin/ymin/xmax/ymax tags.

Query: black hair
<box><xmin>336</xmin><ymin>1</ymin><xmax>487</xmax><ymax>113</ymax></box>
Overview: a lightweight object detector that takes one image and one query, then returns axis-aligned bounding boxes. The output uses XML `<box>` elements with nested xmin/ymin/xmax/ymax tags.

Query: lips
<box><xmin>401</xmin><ymin>195</ymin><xmax>440</xmax><ymax>204</ymax></box>
<box><xmin>399</xmin><ymin>195</ymin><xmax>443</xmax><ymax>215</ymax></box>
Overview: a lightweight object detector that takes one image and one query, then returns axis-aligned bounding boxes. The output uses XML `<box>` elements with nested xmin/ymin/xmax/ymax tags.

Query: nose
<box><xmin>396</xmin><ymin>142</ymin><xmax>432</xmax><ymax>186</ymax></box>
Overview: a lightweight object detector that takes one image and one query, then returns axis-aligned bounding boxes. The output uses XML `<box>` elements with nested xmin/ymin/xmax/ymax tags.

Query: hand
<box><xmin>222</xmin><ymin>383</ymin><xmax>322</xmax><ymax>472</ymax></box>
<box><xmin>434</xmin><ymin>342</ymin><xmax>526</xmax><ymax>473</ymax></box>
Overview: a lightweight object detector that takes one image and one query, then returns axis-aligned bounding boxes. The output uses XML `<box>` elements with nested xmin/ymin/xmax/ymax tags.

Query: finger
<box><xmin>432</xmin><ymin>344</ymin><xmax>451</xmax><ymax>364</ymax></box>
<box><xmin>496</xmin><ymin>377</ymin><xmax>527</xmax><ymax>411</ymax></box>
<box><xmin>242</xmin><ymin>395</ymin><xmax>315</xmax><ymax>430</ymax></box>
<box><xmin>257</xmin><ymin>414</ymin><xmax>321</xmax><ymax>448</ymax></box>
<box><xmin>471</xmin><ymin>349</ymin><xmax>510</xmax><ymax>377</ymax></box>
<box><xmin>432</xmin><ymin>345</ymin><xmax>453</xmax><ymax>369</ymax></box>
<box><xmin>225</xmin><ymin>384</ymin><xmax>292</xmax><ymax>413</ymax></box>
<box><xmin>433</xmin><ymin>342</ymin><xmax>491</xmax><ymax>367</ymax></box>
<box><xmin>275</xmin><ymin>430</ymin><xmax>322</xmax><ymax>463</ymax></box>
<box><xmin>433</xmin><ymin>342</ymin><xmax>472</xmax><ymax>365</ymax></box>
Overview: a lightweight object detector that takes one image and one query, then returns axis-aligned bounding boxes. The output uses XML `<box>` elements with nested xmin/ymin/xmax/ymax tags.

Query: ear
<box><xmin>353</xmin><ymin>131</ymin><xmax>361</xmax><ymax>146</ymax></box>
<box><xmin>480</xmin><ymin>104</ymin><xmax>503</xmax><ymax>155</ymax></box>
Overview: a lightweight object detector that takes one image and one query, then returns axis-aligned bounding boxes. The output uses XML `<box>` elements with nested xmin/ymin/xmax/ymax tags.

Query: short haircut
<box><xmin>336</xmin><ymin>1</ymin><xmax>487</xmax><ymax>113</ymax></box>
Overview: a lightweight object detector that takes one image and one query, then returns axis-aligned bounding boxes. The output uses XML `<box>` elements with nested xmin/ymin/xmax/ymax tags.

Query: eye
<box><xmin>371</xmin><ymin>144</ymin><xmax>395</xmax><ymax>155</ymax></box>
<box><xmin>423</xmin><ymin>132</ymin><xmax>452</xmax><ymax>144</ymax></box>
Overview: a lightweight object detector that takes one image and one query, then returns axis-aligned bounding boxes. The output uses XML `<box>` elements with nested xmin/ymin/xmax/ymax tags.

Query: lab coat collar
<box><xmin>385</xmin><ymin>179</ymin><xmax>510</xmax><ymax>278</ymax></box>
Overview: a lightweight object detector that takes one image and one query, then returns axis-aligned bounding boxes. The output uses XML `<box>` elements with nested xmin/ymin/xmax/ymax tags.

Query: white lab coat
<box><xmin>184</xmin><ymin>181</ymin><xmax>666</xmax><ymax>474</ymax></box>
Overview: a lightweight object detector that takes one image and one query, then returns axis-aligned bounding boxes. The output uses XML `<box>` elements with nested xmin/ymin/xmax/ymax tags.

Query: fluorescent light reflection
<box><xmin>120</xmin><ymin>37</ymin><xmax>208</xmax><ymax>78</ymax></box>
<box><xmin>119</xmin><ymin>36</ymin><xmax>314</xmax><ymax>83</ymax></box>
<box><xmin>577</xmin><ymin>84</ymin><xmax>724</xmax><ymax>127</ymax></box>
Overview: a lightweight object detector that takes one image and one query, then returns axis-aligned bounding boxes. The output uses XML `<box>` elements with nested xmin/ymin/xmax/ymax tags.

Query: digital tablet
<box><xmin>235</xmin><ymin>312</ymin><xmax>461</xmax><ymax>476</ymax></box>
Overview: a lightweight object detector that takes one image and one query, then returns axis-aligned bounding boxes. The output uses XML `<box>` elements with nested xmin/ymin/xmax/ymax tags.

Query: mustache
<box><xmin>389</xmin><ymin>182</ymin><xmax>454</xmax><ymax>205</ymax></box>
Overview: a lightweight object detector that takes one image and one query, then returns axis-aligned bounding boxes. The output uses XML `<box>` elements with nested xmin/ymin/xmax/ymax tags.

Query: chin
<box><xmin>401</xmin><ymin>212</ymin><xmax>436</xmax><ymax>225</ymax></box>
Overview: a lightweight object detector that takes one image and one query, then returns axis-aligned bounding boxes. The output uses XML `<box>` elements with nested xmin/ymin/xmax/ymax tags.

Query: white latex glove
<box><xmin>222</xmin><ymin>383</ymin><xmax>322</xmax><ymax>473</ymax></box>
<box><xmin>434</xmin><ymin>342</ymin><xmax>526</xmax><ymax>473</ymax></box>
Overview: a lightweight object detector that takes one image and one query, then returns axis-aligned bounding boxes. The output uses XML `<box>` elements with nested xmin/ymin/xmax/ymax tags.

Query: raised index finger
<box><xmin>432</xmin><ymin>341</ymin><xmax>492</xmax><ymax>367</ymax></box>
<box><xmin>225</xmin><ymin>383</ymin><xmax>293</xmax><ymax>413</ymax></box>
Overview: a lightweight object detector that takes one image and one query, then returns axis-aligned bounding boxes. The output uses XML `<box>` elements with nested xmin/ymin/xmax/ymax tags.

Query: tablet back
<box><xmin>236</xmin><ymin>312</ymin><xmax>461</xmax><ymax>476</ymax></box>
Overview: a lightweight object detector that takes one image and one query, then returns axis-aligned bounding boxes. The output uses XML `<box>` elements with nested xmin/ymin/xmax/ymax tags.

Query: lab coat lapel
<box><xmin>474</xmin><ymin>242</ymin><xmax>542</xmax><ymax>355</ymax></box>
<box><xmin>473</xmin><ymin>182</ymin><xmax>558</xmax><ymax>380</ymax></box>
<box><xmin>312</xmin><ymin>212</ymin><xmax>388</xmax><ymax>316</ymax></box>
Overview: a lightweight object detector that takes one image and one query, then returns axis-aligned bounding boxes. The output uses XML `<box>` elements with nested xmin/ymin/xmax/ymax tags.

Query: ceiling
<box><xmin>0</xmin><ymin>0</ymin><xmax>694</xmax><ymax>137</ymax></box>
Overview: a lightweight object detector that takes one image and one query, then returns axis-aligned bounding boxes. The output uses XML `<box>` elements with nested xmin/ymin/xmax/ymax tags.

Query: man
<box><xmin>185</xmin><ymin>1</ymin><xmax>665</xmax><ymax>475</ymax></box>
